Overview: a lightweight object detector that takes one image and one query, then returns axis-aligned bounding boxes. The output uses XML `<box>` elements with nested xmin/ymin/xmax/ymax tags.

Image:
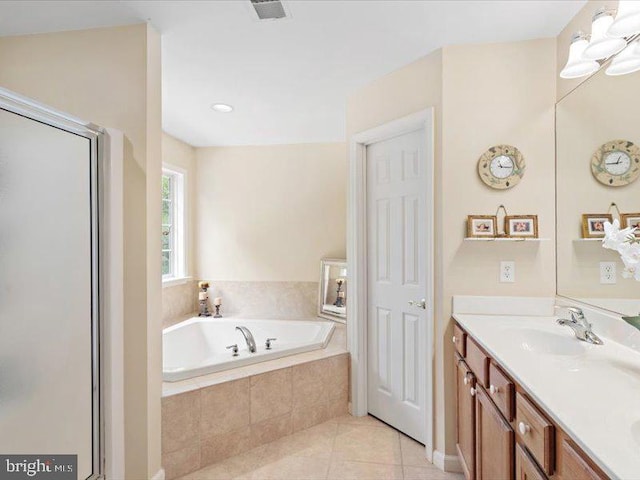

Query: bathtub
<box><xmin>163</xmin><ymin>317</ymin><xmax>336</xmax><ymax>382</ymax></box>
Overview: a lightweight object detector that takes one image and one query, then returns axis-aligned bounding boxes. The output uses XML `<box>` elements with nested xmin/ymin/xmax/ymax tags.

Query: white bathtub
<box><xmin>163</xmin><ymin>317</ymin><xmax>335</xmax><ymax>382</ymax></box>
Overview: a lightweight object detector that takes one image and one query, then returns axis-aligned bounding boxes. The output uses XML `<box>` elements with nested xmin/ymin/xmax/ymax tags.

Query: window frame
<box><xmin>162</xmin><ymin>164</ymin><xmax>187</xmax><ymax>283</ymax></box>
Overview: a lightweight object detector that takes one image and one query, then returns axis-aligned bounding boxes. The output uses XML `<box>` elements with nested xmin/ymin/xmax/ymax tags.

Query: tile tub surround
<box><xmin>203</xmin><ymin>281</ymin><xmax>319</xmax><ymax>320</ymax></box>
<box><xmin>178</xmin><ymin>415</ymin><xmax>464</xmax><ymax>480</ymax></box>
<box><xmin>162</xmin><ymin>281</ymin><xmax>320</xmax><ymax>328</ymax></box>
<box><xmin>162</xmin><ymin>353</ymin><xmax>349</xmax><ymax>479</ymax></box>
<box><xmin>163</xmin><ymin>280</ymin><xmax>199</xmax><ymax>328</ymax></box>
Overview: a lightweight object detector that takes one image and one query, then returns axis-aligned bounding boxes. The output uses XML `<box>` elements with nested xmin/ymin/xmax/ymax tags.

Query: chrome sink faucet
<box><xmin>556</xmin><ymin>307</ymin><xmax>604</xmax><ymax>345</ymax></box>
<box><xmin>236</xmin><ymin>326</ymin><xmax>257</xmax><ymax>353</ymax></box>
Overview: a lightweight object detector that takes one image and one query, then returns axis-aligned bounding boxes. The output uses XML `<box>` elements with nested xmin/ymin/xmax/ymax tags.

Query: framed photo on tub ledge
<box><xmin>318</xmin><ymin>258</ymin><xmax>347</xmax><ymax>323</ymax></box>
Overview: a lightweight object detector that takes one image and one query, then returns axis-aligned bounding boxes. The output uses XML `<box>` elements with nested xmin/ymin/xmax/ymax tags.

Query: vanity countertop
<box><xmin>453</xmin><ymin>312</ymin><xmax>640</xmax><ymax>480</ymax></box>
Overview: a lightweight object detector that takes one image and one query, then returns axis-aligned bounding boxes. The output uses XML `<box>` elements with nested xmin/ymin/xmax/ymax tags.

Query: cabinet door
<box><xmin>476</xmin><ymin>386</ymin><xmax>514</xmax><ymax>480</ymax></box>
<box><xmin>556</xmin><ymin>438</ymin><xmax>606</xmax><ymax>480</ymax></box>
<box><xmin>456</xmin><ymin>355</ymin><xmax>476</xmax><ymax>480</ymax></box>
<box><xmin>516</xmin><ymin>443</ymin><xmax>546</xmax><ymax>480</ymax></box>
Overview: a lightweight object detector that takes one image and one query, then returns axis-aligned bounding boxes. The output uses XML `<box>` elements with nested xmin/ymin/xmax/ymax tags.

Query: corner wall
<box><xmin>195</xmin><ymin>143</ymin><xmax>347</xmax><ymax>282</ymax></box>
<box><xmin>0</xmin><ymin>24</ymin><xmax>163</xmax><ymax>479</ymax></box>
<box><xmin>440</xmin><ymin>38</ymin><xmax>557</xmax><ymax>457</ymax></box>
<box><xmin>346</xmin><ymin>38</ymin><xmax>556</xmax><ymax>462</ymax></box>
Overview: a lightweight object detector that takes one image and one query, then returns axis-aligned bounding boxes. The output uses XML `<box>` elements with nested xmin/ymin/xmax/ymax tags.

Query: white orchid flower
<box><xmin>602</xmin><ymin>220</ymin><xmax>640</xmax><ymax>282</ymax></box>
<box><xmin>602</xmin><ymin>220</ymin><xmax>636</xmax><ymax>250</ymax></box>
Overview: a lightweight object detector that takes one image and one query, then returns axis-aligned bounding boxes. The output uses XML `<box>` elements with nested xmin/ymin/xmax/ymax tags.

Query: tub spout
<box><xmin>236</xmin><ymin>326</ymin><xmax>257</xmax><ymax>353</ymax></box>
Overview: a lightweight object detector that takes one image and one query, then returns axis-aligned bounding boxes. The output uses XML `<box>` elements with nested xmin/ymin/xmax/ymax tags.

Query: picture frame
<box><xmin>504</xmin><ymin>215</ymin><xmax>538</xmax><ymax>238</ymax></box>
<box><xmin>621</xmin><ymin>213</ymin><xmax>640</xmax><ymax>237</ymax></box>
<box><xmin>467</xmin><ymin>215</ymin><xmax>497</xmax><ymax>238</ymax></box>
<box><xmin>581</xmin><ymin>214</ymin><xmax>613</xmax><ymax>238</ymax></box>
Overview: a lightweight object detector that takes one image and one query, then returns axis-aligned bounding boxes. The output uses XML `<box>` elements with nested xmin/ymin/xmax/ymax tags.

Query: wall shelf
<box><xmin>572</xmin><ymin>238</ymin><xmax>604</xmax><ymax>243</ymax></box>
<box><xmin>464</xmin><ymin>238</ymin><xmax>550</xmax><ymax>242</ymax></box>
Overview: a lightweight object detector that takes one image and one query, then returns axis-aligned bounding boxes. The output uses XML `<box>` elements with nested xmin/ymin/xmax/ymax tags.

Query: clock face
<box><xmin>591</xmin><ymin>140</ymin><xmax>640</xmax><ymax>187</ymax></box>
<box><xmin>603</xmin><ymin>150</ymin><xmax>631</xmax><ymax>176</ymax></box>
<box><xmin>490</xmin><ymin>155</ymin><xmax>515</xmax><ymax>179</ymax></box>
<box><xmin>477</xmin><ymin>145</ymin><xmax>525</xmax><ymax>190</ymax></box>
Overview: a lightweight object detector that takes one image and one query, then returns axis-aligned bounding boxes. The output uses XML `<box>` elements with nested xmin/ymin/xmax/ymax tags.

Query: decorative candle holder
<box><xmin>198</xmin><ymin>281</ymin><xmax>212</xmax><ymax>317</ymax></box>
<box><xmin>213</xmin><ymin>297</ymin><xmax>223</xmax><ymax>318</ymax></box>
<box><xmin>333</xmin><ymin>279</ymin><xmax>344</xmax><ymax>308</ymax></box>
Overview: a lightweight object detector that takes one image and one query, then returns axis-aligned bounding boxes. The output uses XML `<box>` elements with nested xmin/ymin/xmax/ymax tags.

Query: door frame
<box><xmin>347</xmin><ymin>109</ymin><xmax>435</xmax><ymax>458</ymax></box>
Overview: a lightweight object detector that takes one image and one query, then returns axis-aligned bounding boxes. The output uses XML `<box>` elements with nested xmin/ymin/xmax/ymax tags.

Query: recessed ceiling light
<box><xmin>211</xmin><ymin>103</ymin><xmax>234</xmax><ymax>113</ymax></box>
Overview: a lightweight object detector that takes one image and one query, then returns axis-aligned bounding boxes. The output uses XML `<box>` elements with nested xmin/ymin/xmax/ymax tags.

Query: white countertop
<box><xmin>453</xmin><ymin>311</ymin><xmax>640</xmax><ymax>480</ymax></box>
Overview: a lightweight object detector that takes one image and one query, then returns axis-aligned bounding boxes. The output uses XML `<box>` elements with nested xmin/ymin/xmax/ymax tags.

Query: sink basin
<box><xmin>505</xmin><ymin>328</ymin><xmax>586</xmax><ymax>356</ymax></box>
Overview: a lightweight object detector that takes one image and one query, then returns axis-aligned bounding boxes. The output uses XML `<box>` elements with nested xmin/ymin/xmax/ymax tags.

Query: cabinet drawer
<box><xmin>516</xmin><ymin>393</ymin><xmax>555</xmax><ymax>475</ymax></box>
<box><xmin>488</xmin><ymin>361</ymin><xmax>515</xmax><ymax>421</ymax></box>
<box><xmin>466</xmin><ymin>336</ymin><xmax>489</xmax><ymax>387</ymax></box>
<box><xmin>557</xmin><ymin>438</ymin><xmax>606</xmax><ymax>480</ymax></box>
<box><xmin>453</xmin><ymin>324</ymin><xmax>466</xmax><ymax>357</ymax></box>
<box><xmin>516</xmin><ymin>443</ymin><xmax>547</xmax><ymax>480</ymax></box>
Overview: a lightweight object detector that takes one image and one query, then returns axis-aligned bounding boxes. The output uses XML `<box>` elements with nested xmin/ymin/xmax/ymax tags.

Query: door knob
<box><xmin>489</xmin><ymin>385</ymin><xmax>499</xmax><ymax>395</ymax></box>
<box><xmin>518</xmin><ymin>422</ymin><xmax>531</xmax><ymax>435</ymax></box>
<box><xmin>408</xmin><ymin>299</ymin><xmax>427</xmax><ymax>309</ymax></box>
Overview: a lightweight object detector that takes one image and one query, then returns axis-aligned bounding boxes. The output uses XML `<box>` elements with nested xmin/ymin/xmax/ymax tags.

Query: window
<box><xmin>162</xmin><ymin>166</ymin><xmax>186</xmax><ymax>281</ymax></box>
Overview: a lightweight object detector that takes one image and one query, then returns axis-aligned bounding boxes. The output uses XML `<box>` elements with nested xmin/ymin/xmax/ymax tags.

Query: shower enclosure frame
<box><xmin>0</xmin><ymin>87</ymin><xmax>110</xmax><ymax>480</ymax></box>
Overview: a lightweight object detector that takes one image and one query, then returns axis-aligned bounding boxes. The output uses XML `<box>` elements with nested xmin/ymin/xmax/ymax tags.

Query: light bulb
<box><xmin>560</xmin><ymin>33</ymin><xmax>600</xmax><ymax>79</ymax></box>
<box><xmin>607</xmin><ymin>0</ymin><xmax>640</xmax><ymax>38</ymax></box>
<box><xmin>605</xmin><ymin>40</ymin><xmax>640</xmax><ymax>75</ymax></box>
<box><xmin>584</xmin><ymin>9</ymin><xmax>627</xmax><ymax>60</ymax></box>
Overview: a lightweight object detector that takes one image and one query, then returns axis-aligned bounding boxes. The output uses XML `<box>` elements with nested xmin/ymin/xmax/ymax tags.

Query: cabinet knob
<box><xmin>470</xmin><ymin>387</ymin><xmax>476</xmax><ymax>397</ymax></box>
<box><xmin>518</xmin><ymin>422</ymin><xmax>531</xmax><ymax>435</ymax></box>
<box><xmin>463</xmin><ymin>376</ymin><xmax>468</xmax><ymax>385</ymax></box>
<box><xmin>489</xmin><ymin>384</ymin><xmax>499</xmax><ymax>395</ymax></box>
<box><xmin>452</xmin><ymin>336</ymin><xmax>457</xmax><ymax>344</ymax></box>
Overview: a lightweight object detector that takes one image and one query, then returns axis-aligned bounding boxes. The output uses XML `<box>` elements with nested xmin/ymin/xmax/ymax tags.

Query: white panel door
<box><xmin>366</xmin><ymin>129</ymin><xmax>429</xmax><ymax>443</ymax></box>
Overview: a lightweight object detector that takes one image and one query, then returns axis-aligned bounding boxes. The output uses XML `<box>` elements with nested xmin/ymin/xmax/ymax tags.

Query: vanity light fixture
<box><xmin>607</xmin><ymin>0</ymin><xmax>640</xmax><ymax>38</ymax></box>
<box><xmin>583</xmin><ymin>9</ymin><xmax>627</xmax><ymax>60</ymax></box>
<box><xmin>560</xmin><ymin>33</ymin><xmax>600</xmax><ymax>79</ymax></box>
<box><xmin>560</xmin><ymin>3</ymin><xmax>640</xmax><ymax>78</ymax></box>
<box><xmin>605</xmin><ymin>40</ymin><xmax>640</xmax><ymax>75</ymax></box>
<box><xmin>210</xmin><ymin>103</ymin><xmax>234</xmax><ymax>113</ymax></box>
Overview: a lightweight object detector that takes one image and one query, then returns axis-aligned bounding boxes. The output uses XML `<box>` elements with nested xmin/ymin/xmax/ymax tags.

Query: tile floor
<box><xmin>178</xmin><ymin>414</ymin><xmax>464</xmax><ymax>480</ymax></box>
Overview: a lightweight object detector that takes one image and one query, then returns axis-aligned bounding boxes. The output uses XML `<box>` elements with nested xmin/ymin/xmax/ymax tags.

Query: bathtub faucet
<box><xmin>236</xmin><ymin>326</ymin><xmax>257</xmax><ymax>353</ymax></box>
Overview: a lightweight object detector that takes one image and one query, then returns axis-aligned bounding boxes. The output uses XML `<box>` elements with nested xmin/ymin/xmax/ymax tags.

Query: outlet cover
<box><xmin>600</xmin><ymin>262</ymin><xmax>616</xmax><ymax>284</ymax></box>
<box><xmin>500</xmin><ymin>261</ymin><xmax>515</xmax><ymax>283</ymax></box>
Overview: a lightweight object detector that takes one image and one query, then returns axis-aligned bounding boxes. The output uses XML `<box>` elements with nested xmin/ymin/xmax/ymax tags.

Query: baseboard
<box><xmin>433</xmin><ymin>450</ymin><xmax>462</xmax><ymax>473</ymax></box>
<box><xmin>151</xmin><ymin>468</ymin><xmax>165</xmax><ymax>480</ymax></box>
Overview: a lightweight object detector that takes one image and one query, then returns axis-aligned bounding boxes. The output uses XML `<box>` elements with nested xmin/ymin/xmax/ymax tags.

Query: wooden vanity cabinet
<box><xmin>454</xmin><ymin>322</ymin><xmax>610</xmax><ymax>480</ymax></box>
<box><xmin>554</xmin><ymin>435</ymin><xmax>607</xmax><ymax>480</ymax></box>
<box><xmin>475</xmin><ymin>385</ymin><xmax>514</xmax><ymax>480</ymax></box>
<box><xmin>456</xmin><ymin>354</ymin><xmax>476</xmax><ymax>480</ymax></box>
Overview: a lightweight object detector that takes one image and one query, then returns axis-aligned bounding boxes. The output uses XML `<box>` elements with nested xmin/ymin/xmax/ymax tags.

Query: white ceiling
<box><xmin>0</xmin><ymin>0</ymin><xmax>585</xmax><ymax>146</ymax></box>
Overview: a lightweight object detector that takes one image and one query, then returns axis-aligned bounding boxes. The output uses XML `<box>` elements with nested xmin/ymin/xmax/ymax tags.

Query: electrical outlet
<box><xmin>600</xmin><ymin>262</ymin><xmax>617</xmax><ymax>284</ymax></box>
<box><xmin>500</xmin><ymin>261</ymin><xmax>515</xmax><ymax>283</ymax></box>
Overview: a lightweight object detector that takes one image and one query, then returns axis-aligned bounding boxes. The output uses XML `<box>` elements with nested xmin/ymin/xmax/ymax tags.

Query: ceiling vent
<box><xmin>250</xmin><ymin>0</ymin><xmax>288</xmax><ymax>20</ymax></box>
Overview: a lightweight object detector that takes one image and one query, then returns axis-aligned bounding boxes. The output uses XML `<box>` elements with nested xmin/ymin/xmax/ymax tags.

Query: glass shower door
<box><xmin>0</xmin><ymin>105</ymin><xmax>100</xmax><ymax>479</ymax></box>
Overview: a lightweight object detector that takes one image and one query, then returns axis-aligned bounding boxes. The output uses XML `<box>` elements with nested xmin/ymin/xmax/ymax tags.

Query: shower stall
<box><xmin>0</xmin><ymin>88</ymin><xmax>123</xmax><ymax>480</ymax></box>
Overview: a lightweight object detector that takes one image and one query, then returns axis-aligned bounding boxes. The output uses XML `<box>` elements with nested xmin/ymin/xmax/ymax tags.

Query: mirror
<box><xmin>318</xmin><ymin>258</ymin><xmax>347</xmax><ymax>323</ymax></box>
<box><xmin>556</xmin><ymin>66</ymin><xmax>640</xmax><ymax>317</ymax></box>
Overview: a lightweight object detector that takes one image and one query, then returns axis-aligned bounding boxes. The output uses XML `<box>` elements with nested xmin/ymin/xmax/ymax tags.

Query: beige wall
<box><xmin>346</xmin><ymin>39</ymin><xmax>556</xmax><ymax>459</ymax></box>
<box><xmin>162</xmin><ymin>133</ymin><xmax>198</xmax><ymax>276</ymax></box>
<box><xmin>0</xmin><ymin>24</ymin><xmax>163</xmax><ymax>479</ymax></box>
<box><xmin>556</xmin><ymin>0</ymin><xmax>618</xmax><ymax>101</ymax></box>
<box><xmin>195</xmin><ymin>143</ymin><xmax>347</xmax><ymax>282</ymax></box>
<box><xmin>440</xmin><ymin>39</ymin><xmax>557</xmax><ymax>455</ymax></box>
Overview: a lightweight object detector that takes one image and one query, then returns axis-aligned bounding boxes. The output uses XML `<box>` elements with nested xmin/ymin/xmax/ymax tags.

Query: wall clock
<box><xmin>591</xmin><ymin>139</ymin><xmax>640</xmax><ymax>186</ymax></box>
<box><xmin>477</xmin><ymin>145</ymin><xmax>526</xmax><ymax>190</ymax></box>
